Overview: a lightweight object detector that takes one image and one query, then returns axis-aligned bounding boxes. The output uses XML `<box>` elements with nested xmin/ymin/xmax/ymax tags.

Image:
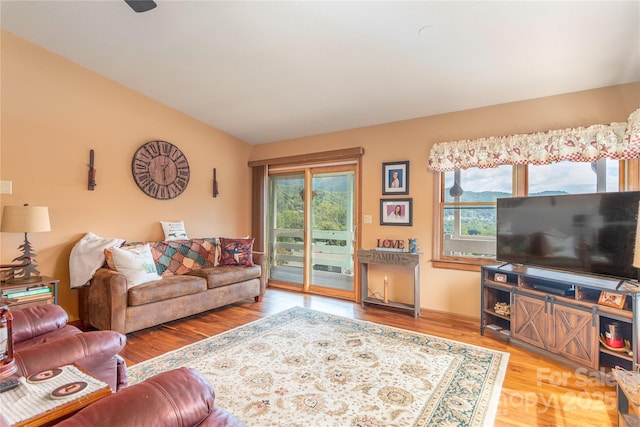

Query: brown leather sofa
<box><xmin>11</xmin><ymin>304</ymin><xmax>128</xmax><ymax>391</ymax></box>
<box><xmin>80</xmin><ymin>244</ymin><xmax>266</xmax><ymax>334</ymax></box>
<box><xmin>55</xmin><ymin>367</ymin><xmax>246</xmax><ymax>427</ymax></box>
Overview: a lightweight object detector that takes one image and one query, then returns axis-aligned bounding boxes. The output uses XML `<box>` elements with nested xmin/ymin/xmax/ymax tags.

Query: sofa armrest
<box><xmin>13</xmin><ymin>330</ymin><xmax>127</xmax><ymax>390</ymax></box>
<box><xmin>11</xmin><ymin>304</ymin><xmax>69</xmax><ymax>344</ymax></box>
<box><xmin>82</xmin><ymin>268</ymin><xmax>129</xmax><ymax>333</ymax></box>
<box><xmin>252</xmin><ymin>251</ymin><xmax>266</xmax><ymax>296</ymax></box>
<box><xmin>54</xmin><ymin>367</ymin><xmax>244</xmax><ymax>427</ymax></box>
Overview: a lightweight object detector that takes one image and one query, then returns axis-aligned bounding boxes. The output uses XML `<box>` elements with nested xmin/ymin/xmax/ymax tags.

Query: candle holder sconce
<box><xmin>88</xmin><ymin>149</ymin><xmax>96</xmax><ymax>191</ymax></box>
<box><xmin>213</xmin><ymin>168</ymin><xmax>219</xmax><ymax>198</ymax></box>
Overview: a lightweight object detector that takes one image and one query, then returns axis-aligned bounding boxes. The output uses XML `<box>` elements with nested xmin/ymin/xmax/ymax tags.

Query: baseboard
<box><xmin>419</xmin><ymin>306</ymin><xmax>480</xmax><ymax>329</ymax></box>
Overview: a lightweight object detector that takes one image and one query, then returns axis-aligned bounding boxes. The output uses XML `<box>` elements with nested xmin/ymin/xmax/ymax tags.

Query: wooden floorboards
<box><xmin>119</xmin><ymin>289</ymin><xmax>617</xmax><ymax>427</ymax></box>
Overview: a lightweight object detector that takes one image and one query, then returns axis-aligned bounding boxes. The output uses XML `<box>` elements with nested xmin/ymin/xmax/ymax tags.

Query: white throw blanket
<box><xmin>69</xmin><ymin>232</ymin><xmax>124</xmax><ymax>288</ymax></box>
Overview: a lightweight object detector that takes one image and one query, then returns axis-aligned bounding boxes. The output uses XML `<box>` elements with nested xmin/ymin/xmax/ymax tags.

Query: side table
<box><xmin>612</xmin><ymin>368</ymin><xmax>640</xmax><ymax>426</ymax></box>
<box><xmin>0</xmin><ymin>364</ymin><xmax>111</xmax><ymax>426</ymax></box>
<box><xmin>0</xmin><ymin>277</ymin><xmax>58</xmax><ymax>310</ymax></box>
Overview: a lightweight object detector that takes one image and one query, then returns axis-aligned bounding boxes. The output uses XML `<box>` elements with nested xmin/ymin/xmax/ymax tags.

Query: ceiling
<box><xmin>1</xmin><ymin>1</ymin><xmax>638</xmax><ymax>145</ymax></box>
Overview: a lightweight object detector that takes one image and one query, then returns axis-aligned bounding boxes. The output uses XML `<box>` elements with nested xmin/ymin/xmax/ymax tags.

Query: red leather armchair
<box><xmin>10</xmin><ymin>304</ymin><xmax>127</xmax><ymax>391</ymax></box>
<box><xmin>55</xmin><ymin>367</ymin><xmax>246</xmax><ymax>427</ymax></box>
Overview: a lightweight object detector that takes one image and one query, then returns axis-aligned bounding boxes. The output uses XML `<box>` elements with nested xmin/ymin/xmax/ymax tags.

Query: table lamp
<box><xmin>1</xmin><ymin>205</ymin><xmax>51</xmax><ymax>283</ymax></box>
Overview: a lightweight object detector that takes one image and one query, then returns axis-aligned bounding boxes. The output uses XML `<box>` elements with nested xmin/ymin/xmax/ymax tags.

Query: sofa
<box><xmin>79</xmin><ymin>238</ymin><xmax>266</xmax><ymax>335</ymax></box>
<box><xmin>56</xmin><ymin>368</ymin><xmax>246</xmax><ymax>427</ymax></box>
<box><xmin>11</xmin><ymin>304</ymin><xmax>128</xmax><ymax>392</ymax></box>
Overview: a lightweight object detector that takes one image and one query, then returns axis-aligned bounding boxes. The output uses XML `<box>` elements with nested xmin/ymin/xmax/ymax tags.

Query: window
<box><xmin>441</xmin><ymin>166</ymin><xmax>511</xmax><ymax>260</ymax></box>
<box><xmin>430</xmin><ymin>110</ymin><xmax>639</xmax><ymax>269</ymax></box>
<box><xmin>436</xmin><ymin>160</ymin><xmax>627</xmax><ymax>267</ymax></box>
<box><xmin>528</xmin><ymin>159</ymin><xmax>619</xmax><ymax>194</ymax></box>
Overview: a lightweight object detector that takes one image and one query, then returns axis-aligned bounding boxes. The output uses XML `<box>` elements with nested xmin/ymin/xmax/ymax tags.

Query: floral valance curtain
<box><xmin>428</xmin><ymin>108</ymin><xmax>640</xmax><ymax>172</ymax></box>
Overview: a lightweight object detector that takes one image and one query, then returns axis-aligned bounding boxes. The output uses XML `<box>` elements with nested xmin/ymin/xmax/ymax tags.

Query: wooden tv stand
<box><xmin>481</xmin><ymin>264</ymin><xmax>640</xmax><ymax>372</ymax></box>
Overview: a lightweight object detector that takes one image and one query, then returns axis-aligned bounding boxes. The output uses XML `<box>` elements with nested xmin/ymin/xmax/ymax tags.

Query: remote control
<box><xmin>0</xmin><ymin>379</ymin><xmax>20</xmax><ymax>393</ymax></box>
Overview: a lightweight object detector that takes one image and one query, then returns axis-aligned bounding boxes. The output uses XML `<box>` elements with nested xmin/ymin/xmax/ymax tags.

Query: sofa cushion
<box><xmin>219</xmin><ymin>237</ymin><xmax>254</xmax><ymax>266</ymax></box>
<box><xmin>12</xmin><ymin>304</ymin><xmax>70</xmax><ymax>344</ymax></box>
<box><xmin>187</xmin><ymin>265</ymin><xmax>261</xmax><ymax>289</ymax></box>
<box><xmin>127</xmin><ymin>275</ymin><xmax>207</xmax><ymax>306</ymax></box>
<box><xmin>111</xmin><ymin>244</ymin><xmax>162</xmax><ymax>287</ymax></box>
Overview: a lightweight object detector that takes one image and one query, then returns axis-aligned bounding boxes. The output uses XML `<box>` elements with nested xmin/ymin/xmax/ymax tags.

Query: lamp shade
<box><xmin>0</xmin><ymin>206</ymin><xmax>51</xmax><ymax>233</ymax></box>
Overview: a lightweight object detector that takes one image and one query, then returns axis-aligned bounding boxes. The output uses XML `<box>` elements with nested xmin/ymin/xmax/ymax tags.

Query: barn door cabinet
<box><xmin>512</xmin><ymin>293</ymin><xmax>599</xmax><ymax>369</ymax></box>
<box><xmin>481</xmin><ymin>264</ymin><xmax>639</xmax><ymax>372</ymax></box>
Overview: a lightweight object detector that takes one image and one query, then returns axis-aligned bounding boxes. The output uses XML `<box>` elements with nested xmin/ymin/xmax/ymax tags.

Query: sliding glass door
<box><xmin>269</xmin><ymin>173</ymin><xmax>305</xmax><ymax>286</ymax></box>
<box><xmin>268</xmin><ymin>164</ymin><xmax>356</xmax><ymax>299</ymax></box>
<box><xmin>309</xmin><ymin>170</ymin><xmax>355</xmax><ymax>292</ymax></box>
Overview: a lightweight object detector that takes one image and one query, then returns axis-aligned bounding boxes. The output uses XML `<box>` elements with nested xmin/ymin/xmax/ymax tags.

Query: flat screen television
<box><xmin>496</xmin><ymin>191</ymin><xmax>640</xmax><ymax>281</ymax></box>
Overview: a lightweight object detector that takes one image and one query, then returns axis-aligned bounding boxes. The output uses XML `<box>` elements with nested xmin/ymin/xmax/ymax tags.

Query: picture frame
<box><xmin>598</xmin><ymin>291</ymin><xmax>626</xmax><ymax>309</ymax></box>
<box><xmin>382</xmin><ymin>161</ymin><xmax>409</xmax><ymax>195</ymax></box>
<box><xmin>380</xmin><ymin>198</ymin><xmax>412</xmax><ymax>226</ymax></box>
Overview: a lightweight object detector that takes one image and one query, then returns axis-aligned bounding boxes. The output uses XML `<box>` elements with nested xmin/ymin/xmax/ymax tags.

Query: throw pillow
<box><xmin>150</xmin><ymin>238</ymin><xmax>218</xmax><ymax>276</ymax></box>
<box><xmin>104</xmin><ymin>242</ymin><xmax>144</xmax><ymax>271</ymax></box>
<box><xmin>111</xmin><ymin>244</ymin><xmax>161</xmax><ymax>287</ymax></box>
<box><xmin>160</xmin><ymin>220</ymin><xmax>189</xmax><ymax>241</ymax></box>
<box><xmin>219</xmin><ymin>237</ymin><xmax>255</xmax><ymax>266</ymax></box>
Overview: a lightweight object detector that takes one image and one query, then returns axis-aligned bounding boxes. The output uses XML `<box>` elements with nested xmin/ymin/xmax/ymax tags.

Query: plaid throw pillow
<box><xmin>151</xmin><ymin>238</ymin><xmax>218</xmax><ymax>276</ymax></box>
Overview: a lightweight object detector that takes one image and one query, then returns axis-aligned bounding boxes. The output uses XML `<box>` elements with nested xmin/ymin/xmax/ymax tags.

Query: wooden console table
<box><xmin>358</xmin><ymin>249</ymin><xmax>421</xmax><ymax>317</ymax></box>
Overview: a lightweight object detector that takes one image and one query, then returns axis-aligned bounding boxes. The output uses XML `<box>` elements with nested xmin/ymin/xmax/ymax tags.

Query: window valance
<box><xmin>428</xmin><ymin>108</ymin><xmax>640</xmax><ymax>172</ymax></box>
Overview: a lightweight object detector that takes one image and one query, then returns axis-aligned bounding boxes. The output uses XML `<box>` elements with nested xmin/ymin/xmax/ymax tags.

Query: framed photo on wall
<box><xmin>380</xmin><ymin>198</ymin><xmax>412</xmax><ymax>226</ymax></box>
<box><xmin>382</xmin><ymin>161</ymin><xmax>409</xmax><ymax>195</ymax></box>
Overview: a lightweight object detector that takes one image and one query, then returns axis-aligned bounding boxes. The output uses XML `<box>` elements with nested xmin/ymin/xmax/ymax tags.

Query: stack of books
<box><xmin>0</xmin><ymin>283</ymin><xmax>53</xmax><ymax>302</ymax></box>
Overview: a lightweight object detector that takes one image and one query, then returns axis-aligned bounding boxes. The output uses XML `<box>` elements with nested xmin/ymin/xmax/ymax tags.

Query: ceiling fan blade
<box><xmin>125</xmin><ymin>0</ymin><xmax>157</xmax><ymax>13</ymax></box>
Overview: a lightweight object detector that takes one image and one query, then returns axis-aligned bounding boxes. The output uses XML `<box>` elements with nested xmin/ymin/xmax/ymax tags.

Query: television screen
<box><xmin>496</xmin><ymin>191</ymin><xmax>640</xmax><ymax>280</ymax></box>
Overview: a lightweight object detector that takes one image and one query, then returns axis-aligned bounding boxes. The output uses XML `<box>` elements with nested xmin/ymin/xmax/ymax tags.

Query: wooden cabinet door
<box><xmin>512</xmin><ymin>294</ymin><xmax>547</xmax><ymax>349</ymax></box>
<box><xmin>550</xmin><ymin>303</ymin><xmax>598</xmax><ymax>369</ymax></box>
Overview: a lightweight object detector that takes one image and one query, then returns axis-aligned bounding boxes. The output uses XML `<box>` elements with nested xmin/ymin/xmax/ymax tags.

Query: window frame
<box><xmin>432</xmin><ymin>159</ymin><xmax>640</xmax><ymax>271</ymax></box>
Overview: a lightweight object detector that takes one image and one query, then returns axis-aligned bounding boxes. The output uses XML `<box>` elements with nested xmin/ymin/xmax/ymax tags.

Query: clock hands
<box><xmin>161</xmin><ymin>161</ymin><xmax>169</xmax><ymax>182</ymax></box>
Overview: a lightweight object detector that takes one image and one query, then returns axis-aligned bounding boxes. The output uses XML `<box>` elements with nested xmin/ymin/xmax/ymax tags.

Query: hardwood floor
<box><xmin>119</xmin><ymin>289</ymin><xmax>617</xmax><ymax>427</ymax></box>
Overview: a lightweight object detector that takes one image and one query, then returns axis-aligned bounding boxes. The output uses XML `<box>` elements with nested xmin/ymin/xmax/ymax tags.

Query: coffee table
<box><xmin>0</xmin><ymin>364</ymin><xmax>111</xmax><ymax>426</ymax></box>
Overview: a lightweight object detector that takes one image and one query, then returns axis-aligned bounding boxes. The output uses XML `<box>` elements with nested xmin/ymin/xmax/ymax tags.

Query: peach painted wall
<box><xmin>2</xmin><ymin>29</ymin><xmax>638</xmax><ymax>321</ymax></box>
<box><xmin>251</xmin><ymin>82</ymin><xmax>640</xmax><ymax>318</ymax></box>
<box><xmin>0</xmin><ymin>32</ymin><xmax>254</xmax><ymax>319</ymax></box>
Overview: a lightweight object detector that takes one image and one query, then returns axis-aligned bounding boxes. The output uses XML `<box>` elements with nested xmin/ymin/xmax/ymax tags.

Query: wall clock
<box><xmin>132</xmin><ymin>140</ymin><xmax>190</xmax><ymax>200</ymax></box>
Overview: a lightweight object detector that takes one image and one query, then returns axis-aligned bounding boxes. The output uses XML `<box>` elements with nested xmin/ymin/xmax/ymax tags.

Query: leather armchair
<box><xmin>56</xmin><ymin>367</ymin><xmax>247</xmax><ymax>427</ymax></box>
<box><xmin>10</xmin><ymin>304</ymin><xmax>128</xmax><ymax>391</ymax></box>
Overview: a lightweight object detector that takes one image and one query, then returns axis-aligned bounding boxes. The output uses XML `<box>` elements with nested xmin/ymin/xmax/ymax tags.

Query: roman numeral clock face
<box><xmin>132</xmin><ymin>140</ymin><xmax>190</xmax><ymax>200</ymax></box>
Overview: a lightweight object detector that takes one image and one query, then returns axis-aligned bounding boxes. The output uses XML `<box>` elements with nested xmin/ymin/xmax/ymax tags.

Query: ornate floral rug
<box><xmin>128</xmin><ymin>307</ymin><xmax>509</xmax><ymax>426</ymax></box>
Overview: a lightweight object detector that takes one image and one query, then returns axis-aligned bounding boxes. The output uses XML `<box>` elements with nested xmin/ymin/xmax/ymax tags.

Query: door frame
<box><xmin>250</xmin><ymin>148</ymin><xmax>363</xmax><ymax>302</ymax></box>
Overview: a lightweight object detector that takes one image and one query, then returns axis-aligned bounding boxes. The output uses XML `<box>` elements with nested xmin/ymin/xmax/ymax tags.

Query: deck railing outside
<box><xmin>443</xmin><ymin>234</ymin><xmax>496</xmax><ymax>257</ymax></box>
<box><xmin>271</xmin><ymin>228</ymin><xmax>354</xmax><ymax>274</ymax></box>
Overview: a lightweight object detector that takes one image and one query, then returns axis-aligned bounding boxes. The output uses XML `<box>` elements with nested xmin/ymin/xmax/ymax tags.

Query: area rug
<box><xmin>128</xmin><ymin>307</ymin><xmax>509</xmax><ymax>426</ymax></box>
